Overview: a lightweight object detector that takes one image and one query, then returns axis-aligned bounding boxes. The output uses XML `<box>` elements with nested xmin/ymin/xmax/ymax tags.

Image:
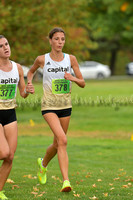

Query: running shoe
<box><xmin>0</xmin><ymin>191</ymin><xmax>8</xmax><ymax>200</ymax></box>
<box><xmin>61</xmin><ymin>180</ymin><xmax>72</xmax><ymax>192</ymax></box>
<box><xmin>37</xmin><ymin>158</ymin><xmax>47</xmax><ymax>184</ymax></box>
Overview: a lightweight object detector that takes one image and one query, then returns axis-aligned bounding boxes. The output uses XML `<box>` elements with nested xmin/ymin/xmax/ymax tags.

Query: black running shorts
<box><xmin>0</xmin><ymin>109</ymin><xmax>17</xmax><ymax>126</ymax></box>
<box><xmin>42</xmin><ymin>108</ymin><xmax>72</xmax><ymax>118</ymax></box>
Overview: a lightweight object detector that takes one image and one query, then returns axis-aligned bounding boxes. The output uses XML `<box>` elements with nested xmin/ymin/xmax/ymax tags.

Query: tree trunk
<box><xmin>110</xmin><ymin>49</ymin><xmax>118</xmax><ymax>75</ymax></box>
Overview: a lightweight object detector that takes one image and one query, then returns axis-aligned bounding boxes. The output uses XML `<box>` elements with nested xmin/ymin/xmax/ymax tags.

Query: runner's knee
<box><xmin>0</xmin><ymin>148</ymin><xmax>10</xmax><ymax>160</ymax></box>
<box><xmin>8</xmin><ymin>151</ymin><xmax>15</xmax><ymax>162</ymax></box>
<box><xmin>4</xmin><ymin>150</ymin><xmax>15</xmax><ymax>163</ymax></box>
<box><xmin>58</xmin><ymin>135</ymin><xmax>67</xmax><ymax>147</ymax></box>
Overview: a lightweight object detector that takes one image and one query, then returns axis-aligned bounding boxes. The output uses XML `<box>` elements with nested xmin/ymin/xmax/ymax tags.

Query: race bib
<box><xmin>0</xmin><ymin>84</ymin><xmax>16</xmax><ymax>100</ymax></box>
<box><xmin>52</xmin><ymin>79</ymin><xmax>70</xmax><ymax>94</ymax></box>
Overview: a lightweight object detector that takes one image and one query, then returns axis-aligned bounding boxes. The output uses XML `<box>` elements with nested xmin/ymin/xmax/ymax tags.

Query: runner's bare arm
<box><xmin>27</xmin><ymin>55</ymin><xmax>45</xmax><ymax>84</ymax></box>
<box><xmin>17</xmin><ymin>64</ymin><xmax>34</xmax><ymax>98</ymax></box>
<box><xmin>64</xmin><ymin>55</ymin><xmax>85</xmax><ymax>88</ymax></box>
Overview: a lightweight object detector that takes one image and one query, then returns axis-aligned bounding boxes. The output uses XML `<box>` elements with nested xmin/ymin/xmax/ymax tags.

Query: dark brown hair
<box><xmin>0</xmin><ymin>35</ymin><xmax>6</xmax><ymax>39</ymax></box>
<box><xmin>49</xmin><ymin>27</ymin><xmax>65</xmax><ymax>39</ymax></box>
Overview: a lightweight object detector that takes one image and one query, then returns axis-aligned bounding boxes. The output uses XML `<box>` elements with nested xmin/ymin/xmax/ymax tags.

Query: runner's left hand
<box><xmin>26</xmin><ymin>82</ymin><xmax>35</xmax><ymax>94</ymax></box>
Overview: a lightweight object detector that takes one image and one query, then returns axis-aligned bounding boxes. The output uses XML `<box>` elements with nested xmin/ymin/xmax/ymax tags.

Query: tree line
<box><xmin>0</xmin><ymin>0</ymin><xmax>133</xmax><ymax>74</ymax></box>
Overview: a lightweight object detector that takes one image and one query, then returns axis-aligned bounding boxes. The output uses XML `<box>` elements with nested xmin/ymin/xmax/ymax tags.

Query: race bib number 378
<box><xmin>0</xmin><ymin>84</ymin><xmax>16</xmax><ymax>100</ymax></box>
<box><xmin>52</xmin><ymin>79</ymin><xmax>70</xmax><ymax>94</ymax></box>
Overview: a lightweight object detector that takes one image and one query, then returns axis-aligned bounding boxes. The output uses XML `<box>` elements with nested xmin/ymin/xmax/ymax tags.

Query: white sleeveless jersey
<box><xmin>0</xmin><ymin>61</ymin><xmax>19</xmax><ymax>110</ymax></box>
<box><xmin>41</xmin><ymin>53</ymin><xmax>72</xmax><ymax>110</ymax></box>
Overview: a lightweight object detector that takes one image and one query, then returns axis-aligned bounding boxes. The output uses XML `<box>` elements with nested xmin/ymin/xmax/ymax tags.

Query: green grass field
<box><xmin>1</xmin><ymin>79</ymin><xmax>133</xmax><ymax>199</ymax></box>
<box><xmin>4</xmin><ymin>136</ymin><xmax>133</xmax><ymax>200</ymax></box>
<box><xmin>16</xmin><ymin>79</ymin><xmax>133</xmax><ymax>136</ymax></box>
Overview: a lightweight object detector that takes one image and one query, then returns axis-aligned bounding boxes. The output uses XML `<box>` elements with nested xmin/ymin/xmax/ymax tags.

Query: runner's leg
<box><xmin>43</xmin><ymin>113</ymin><xmax>70</xmax><ymax>181</ymax></box>
<box><xmin>42</xmin><ymin>136</ymin><xmax>57</xmax><ymax>167</ymax></box>
<box><xmin>0</xmin><ymin>121</ymin><xmax>17</xmax><ymax>190</ymax></box>
<box><xmin>42</xmin><ymin>114</ymin><xmax>71</xmax><ymax>167</ymax></box>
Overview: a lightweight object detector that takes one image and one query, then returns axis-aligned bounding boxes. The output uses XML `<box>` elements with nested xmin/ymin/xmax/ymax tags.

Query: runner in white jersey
<box><xmin>27</xmin><ymin>27</ymin><xmax>85</xmax><ymax>192</ymax></box>
<box><xmin>42</xmin><ymin>52</ymin><xmax>72</xmax><ymax>110</ymax></box>
<box><xmin>0</xmin><ymin>35</ymin><xmax>34</xmax><ymax>200</ymax></box>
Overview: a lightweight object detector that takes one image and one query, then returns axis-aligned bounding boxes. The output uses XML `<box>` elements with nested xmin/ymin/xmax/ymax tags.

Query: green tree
<box><xmin>75</xmin><ymin>0</ymin><xmax>133</xmax><ymax>74</ymax></box>
<box><xmin>0</xmin><ymin>0</ymin><xmax>91</xmax><ymax>65</ymax></box>
<box><xmin>1</xmin><ymin>0</ymin><xmax>133</xmax><ymax>75</ymax></box>
<box><xmin>0</xmin><ymin>0</ymin><xmax>50</xmax><ymax>64</ymax></box>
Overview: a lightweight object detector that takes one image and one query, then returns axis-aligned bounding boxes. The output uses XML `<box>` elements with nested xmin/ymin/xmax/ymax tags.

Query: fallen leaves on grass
<box><xmin>97</xmin><ymin>179</ymin><xmax>102</xmax><ymax>182</ymax></box>
<box><xmin>118</xmin><ymin>172</ymin><xmax>126</xmax><ymax>177</ymax></box>
<box><xmin>73</xmin><ymin>191</ymin><xmax>80</xmax><ymax>198</ymax></box>
<box><xmin>12</xmin><ymin>185</ymin><xmax>20</xmax><ymax>190</ymax></box>
<box><xmin>31</xmin><ymin>192</ymin><xmax>38</xmax><ymax>195</ymax></box>
<box><xmin>122</xmin><ymin>185</ymin><xmax>129</xmax><ymax>188</ymax></box>
<box><xmin>85</xmin><ymin>172</ymin><xmax>91</xmax><ymax>178</ymax></box>
<box><xmin>89</xmin><ymin>195</ymin><xmax>98</xmax><ymax>200</ymax></box>
<box><xmin>73</xmin><ymin>193</ymin><xmax>80</xmax><ymax>197</ymax></box>
<box><xmin>119</xmin><ymin>168</ymin><xmax>124</xmax><ymax>171</ymax></box>
<box><xmin>6</xmin><ymin>179</ymin><xmax>15</xmax><ymax>183</ymax></box>
<box><xmin>110</xmin><ymin>187</ymin><xmax>115</xmax><ymax>190</ymax></box>
<box><xmin>125</xmin><ymin>179</ymin><xmax>130</xmax><ymax>182</ymax></box>
<box><xmin>113</xmin><ymin>177</ymin><xmax>120</xmax><ymax>181</ymax></box>
<box><xmin>38</xmin><ymin>192</ymin><xmax>46</xmax><ymax>197</ymax></box>
<box><xmin>31</xmin><ymin>186</ymin><xmax>46</xmax><ymax>198</ymax></box>
<box><xmin>51</xmin><ymin>175</ymin><xmax>62</xmax><ymax>183</ymax></box>
<box><xmin>7</xmin><ymin>182</ymin><xmax>20</xmax><ymax>190</ymax></box>
<box><xmin>23</xmin><ymin>174</ymin><xmax>37</xmax><ymax>179</ymax></box>
<box><xmin>103</xmin><ymin>193</ymin><xmax>108</xmax><ymax>197</ymax></box>
<box><xmin>92</xmin><ymin>184</ymin><xmax>97</xmax><ymax>188</ymax></box>
<box><xmin>109</xmin><ymin>183</ymin><xmax>113</xmax><ymax>186</ymax></box>
<box><xmin>75</xmin><ymin>179</ymin><xmax>84</xmax><ymax>184</ymax></box>
<box><xmin>33</xmin><ymin>186</ymin><xmax>39</xmax><ymax>192</ymax></box>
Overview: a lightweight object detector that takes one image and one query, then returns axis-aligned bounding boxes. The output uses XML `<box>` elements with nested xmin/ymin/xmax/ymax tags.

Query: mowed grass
<box><xmin>1</xmin><ymin>79</ymin><xmax>133</xmax><ymax>199</ymax></box>
<box><xmin>3</xmin><ymin>136</ymin><xmax>133</xmax><ymax>200</ymax></box>
<box><xmin>16</xmin><ymin>79</ymin><xmax>133</xmax><ymax>136</ymax></box>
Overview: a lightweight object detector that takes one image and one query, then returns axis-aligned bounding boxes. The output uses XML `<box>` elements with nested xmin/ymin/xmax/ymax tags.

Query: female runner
<box><xmin>27</xmin><ymin>27</ymin><xmax>85</xmax><ymax>192</ymax></box>
<box><xmin>0</xmin><ymin>35</ymin><xmax>34</xmax><ymax>200</ymax></box>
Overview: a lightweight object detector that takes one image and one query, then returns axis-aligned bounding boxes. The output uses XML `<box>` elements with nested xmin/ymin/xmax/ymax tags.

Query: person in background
<box><xmin>0</xmin><ymin>35</ymin><xmax>34</xmax><ymax>200</ymax></box>
<box><xmin>27</xmin><ymin>27</ymin><xmax>85</xmax><ymax>192</ymax></box>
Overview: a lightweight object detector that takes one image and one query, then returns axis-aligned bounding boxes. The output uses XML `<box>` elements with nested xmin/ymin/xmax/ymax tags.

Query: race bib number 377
<box><xmin>0</xmin><ymin>84</ymin><xmax>16</xmax><ymax>100</ymax></box>
<box><xmin>52</xmin><ymin>79</ymin><xmax>70</xmax><ymax>94</ymax></box>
